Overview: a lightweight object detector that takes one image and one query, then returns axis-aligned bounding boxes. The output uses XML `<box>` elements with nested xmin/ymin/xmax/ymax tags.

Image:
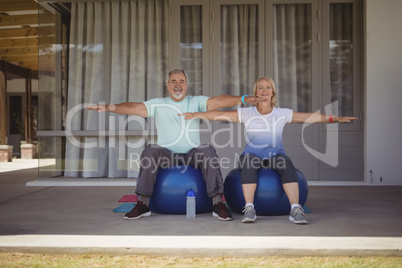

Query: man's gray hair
<box><xmin>166</xmin><ymin>68</ymin><xmax>189</xmax><ymax>84</ymax></box>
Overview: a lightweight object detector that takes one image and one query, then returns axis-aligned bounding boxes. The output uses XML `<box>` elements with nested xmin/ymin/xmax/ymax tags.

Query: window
<box><xmin>37</xmin><ymin>0</ymin><xmax>363</xmax><ymax>181</ymax></box>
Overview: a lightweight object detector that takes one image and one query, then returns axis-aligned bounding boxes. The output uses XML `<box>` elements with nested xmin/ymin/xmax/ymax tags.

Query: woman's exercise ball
<box><xmin>224</xmin><ymin>168</ymin><xmax>308</xmax><ymax>216</ymax></box>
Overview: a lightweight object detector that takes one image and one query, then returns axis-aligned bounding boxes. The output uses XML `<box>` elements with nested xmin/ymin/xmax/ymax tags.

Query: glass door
<box><xmin>210</xmin><ymin>0</ymin><xmax>265</xmax><ymax>178</ymax></box>
<box><xmin>320</xmin><ymin>0</ymin><xmax>363</xmax><ymax>180</ymax></box>
<box><xmin>171</xmin><ymin>0</ymin><xmax>210</xmax><ymax>97</ymax></box>
<box><xmin>267</xmin><ymin>0</ymin><xmax>320</xmax><ymax>180</ymax></box>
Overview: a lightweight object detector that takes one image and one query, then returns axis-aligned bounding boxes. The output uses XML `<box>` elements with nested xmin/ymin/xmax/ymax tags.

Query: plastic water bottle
<box><xmin>186</xmin><ymin>189</ymin><xmax>196</xmax><ymax>218</ymax></box>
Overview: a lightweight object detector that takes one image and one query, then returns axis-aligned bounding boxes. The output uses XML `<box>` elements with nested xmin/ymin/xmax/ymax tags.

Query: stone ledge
<box><xmin>26</xmin><ymin>178</ymin><xmax>137</xmax><ymax>186</ymax></box>
<box><xmin>0</xmin><ymin>145</ymin><xmax>13</xmax><ymax>162</ymax></box>
<box><xmin>20</xmin><ymin>143</ymin><xmax>37</xmax><ymax>159</ymax></box>
<box><xmin>0</xmin><ymin>235</ymin><xmax>401</xmax><ymax>257</ymax></box>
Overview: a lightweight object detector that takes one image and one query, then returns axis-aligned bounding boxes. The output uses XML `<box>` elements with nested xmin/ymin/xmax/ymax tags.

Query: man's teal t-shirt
<box><xmin>143</xmin><ymin>96</ymin><xmax>209</xmax><ymax>153</ymax></box>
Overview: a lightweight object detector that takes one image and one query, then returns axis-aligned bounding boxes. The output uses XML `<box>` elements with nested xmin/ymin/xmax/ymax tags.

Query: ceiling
<box><xmin>0</xmin><ymin>0</ymin><xmax>66</xmax><ymax>76</ymax></box>
<box><xmin>0</xmin><ymin>0</ymin><xmax>40</xmax><ymax>73</ymax></box>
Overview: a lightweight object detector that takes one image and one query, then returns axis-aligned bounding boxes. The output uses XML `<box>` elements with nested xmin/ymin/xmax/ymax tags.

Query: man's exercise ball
<box><xmin>224</xmin><ymin>168</ymin><xmax>308</xmax><ymax>216</ymax></box>
<box><xmin>149</xmin><ymin>165</ymin><xmax>213</xmax><ymax>214</ymax></box>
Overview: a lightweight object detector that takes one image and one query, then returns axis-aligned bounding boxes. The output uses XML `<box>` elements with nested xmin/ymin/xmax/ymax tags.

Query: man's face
<box><xmin>167</xmin><ymin>73</ymin><xmax>188</xmax><ymax>101</ymax></box>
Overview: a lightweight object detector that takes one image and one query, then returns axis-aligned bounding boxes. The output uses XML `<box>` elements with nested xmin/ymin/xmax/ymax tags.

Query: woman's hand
<box><xmin>292</xmin><ymin>112</ymin><xmax>359</xmax><ymax>124</ymax></box>
<box><xmin>335</xmin><ymin>116</ymin><xmax>359</xmax><ymax>123</ymax></box>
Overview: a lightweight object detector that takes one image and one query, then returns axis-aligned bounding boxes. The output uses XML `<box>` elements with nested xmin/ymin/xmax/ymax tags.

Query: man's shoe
<box><xmin>212</xmin><ymin>202</ymin><xmax>232</xmax><ymax>221</ymax></box>
<box><xmin>242</xmin><ymin>205</ymin><xmax>257</xmax><ymax>223</ymax></box>
<box><xmin>289</xmin><ymin>206</ymin><xmax>308</xmax><ymax>224</ymax></box>
<box><xmin>124</xmin><ymin>201</ymin><xmax>151</xmax><ymax>220</ymax></box>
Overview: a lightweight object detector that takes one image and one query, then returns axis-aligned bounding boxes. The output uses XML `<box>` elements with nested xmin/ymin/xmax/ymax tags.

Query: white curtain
<box><xmin>330</xmin><ymin>3</ymin><xmax>353</xmax><ymax>116</ymax></box>
<box><xmin>220</xmin><ymin>5</ymin><xmax>259</xmax><ymax>96</ymax></box>
<box><xmin>180</xmin><ymin>6</ymin><xmax>203</xmax><ymax>96</ymax></box>
<box><xmin>65</xmin><ymin>0</ymin><xmax>168</xmax><ymax>178</ymax></box>
<box><xmin>273</xmin><ymin>4</ymin><xmax>311</xmax><ymax>112</ymax></box>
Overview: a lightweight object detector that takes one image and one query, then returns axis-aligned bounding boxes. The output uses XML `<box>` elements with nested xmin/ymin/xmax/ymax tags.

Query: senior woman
<box><xmin>180</xmin><ymin>76</ymin><xmax>358</xmax><ymax>224</ymax></box>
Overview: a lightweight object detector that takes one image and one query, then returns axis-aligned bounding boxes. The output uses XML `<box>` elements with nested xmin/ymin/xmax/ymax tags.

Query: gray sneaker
<box><xmin>289</xmin><ymin>206</ymin><xmax>308</xmax><ymax>224</ymax></box>
<box><xmin>242</xmin><ymin>205</ymin><xmax>257</xmax><ymax>223</ymax></box>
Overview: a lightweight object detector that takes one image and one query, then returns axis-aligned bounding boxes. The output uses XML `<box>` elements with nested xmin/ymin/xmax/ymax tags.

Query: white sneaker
<box><xmin>242</xmin><ymin>205</ymin><xmax>257</xmax><ymax>223</ymax></box>
<box><xmin>289</xmin><ymin>206</ymin><xmax>308</xmax><ymax>224</ymax></box>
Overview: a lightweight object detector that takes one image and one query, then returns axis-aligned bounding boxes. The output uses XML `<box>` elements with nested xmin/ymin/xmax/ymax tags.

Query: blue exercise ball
<box><xmin>149</xmin><ymin>165</ymin><xmax>213</xmax><ymax>214</ymax></box>
<box><xmin>224</xmin><ymin>168</ymin><xmax>308</xmax><ymax>216</ymax></box>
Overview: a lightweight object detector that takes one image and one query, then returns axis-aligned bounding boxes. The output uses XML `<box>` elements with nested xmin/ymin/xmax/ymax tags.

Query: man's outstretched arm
<box><xmin>86</xmin><ymin>102</ymin><xmax>148</xmax><ymax>117</ymax></box>
<box><xmin>206</xmin><ymin>95</ymin><xmax>266</xmax><ymax>111</ymax></box>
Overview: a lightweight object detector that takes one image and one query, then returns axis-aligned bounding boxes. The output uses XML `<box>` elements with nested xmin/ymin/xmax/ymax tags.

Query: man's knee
<box><xmin>141</xmin><ymin>144</ymin><xmax>163</xmax><ymax>157</ymax></box>
<box><xmin>196</xmin><ymin>144</ymin><xmax>218</xmax><ymax>157</ymax></box>
<box><xmin>140</xmin><ymin>144</ymin><xmax>171</xmax><ymax>169</ymax></box>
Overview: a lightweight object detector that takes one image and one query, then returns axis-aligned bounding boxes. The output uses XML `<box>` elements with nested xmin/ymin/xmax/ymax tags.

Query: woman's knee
<box><xmin>239</xmin><ymin>154</ymin><xmax>262</xmax><ymax>169</ymax></box>
<box><xmin>272</xmin><ymin>155</ymin><xmax>295</xmax><ymax>171</ymax></box>
<box><xmin>273</xmin><ymin>155</ymin><xmax>298</xmax><ymax>184</ymax></box>
<box><xmin>239</xmin><ymin>154</ymin><xmax>261</xmax><ymax>184</ymax></box>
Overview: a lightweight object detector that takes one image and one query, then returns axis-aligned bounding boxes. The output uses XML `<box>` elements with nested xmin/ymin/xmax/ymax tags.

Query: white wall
<box><xmin>366</xmin><ymin>0</ymin><xmax>402</xmax><ymax>185</ymax></box>
<box><xmin>7</xmin><ymin>79</ymin><xmax>38</xmax><ymax>93</ymax></box>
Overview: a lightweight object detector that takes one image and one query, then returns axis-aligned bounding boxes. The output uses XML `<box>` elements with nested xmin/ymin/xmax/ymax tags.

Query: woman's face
<box><xmin>255</xmin><ymin>79</ymin><xmax>273</xmax><ymax>101</ymax></box>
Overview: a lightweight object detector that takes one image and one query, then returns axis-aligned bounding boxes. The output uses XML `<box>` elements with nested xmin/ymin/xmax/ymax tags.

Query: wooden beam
<box><xmin>0</xmin><ymin>59</ymin><xmax>39</xmax><ymax>76</ymax></box>
<box><xmin>13</xmin><ymin>59</ymin><xmax>38</xmax><ymax>65</ymax></box>
<box><xmin>0</xmin><ymin>58</ymin><xmax>39</xmax><ymax>71</ymax></box>
<box><xmin>0</xmin><ymin>14</ymin><xmax>38</xmax><ymax>27</ymax></box>
<box><xmin>0</xmin><ymin>1</ymin><xmax>38</xmax><ymax>13</ymax></box>
<box><xmin>31</xmin><ymin>70</ymin><xmax>38</xmax><ymax>79</ymax></box>
<box><xmin>0</xmin><ymin>26</ymin><xmax>54</xmax><ymax>38</ymax></box>
<box><xmin>21</xmin><ymin>63</ymin><xmax>38</xmax><ymax>70</ymax></box>
<box><xmin>0</xmin><ymin>69</ymin><xmax>7</xmax><ymax>145</ymax></box>
<box><xmin>0</xmin><ymin>60</ymin><xmax>30</xmax><ymax>76</ymax></box>
<box><xmin>16</xmin><ymin>62</ymin><xmax>38</xmax><ymax>71</ymax></box>
<box><xmin>0</xmin><ymin>27</ymin><xmax>38</xmax><ymax>38</ymax></box>
<box><xmin>0</xmin><ymin>13</ymin><xmax>54</xmax><ymax>27</ymax></box>
<box><xmin>0</xmin><ymin>46</ymin><xmax>38</xmax><ymax>56</ymax></box>
<box><xmin>1</xmin><ymin>61</ymin><xmax>39</xmax><ymax>72</ymax></box>
<box><xmin>0</xmin><ymin>37</ymin><xmax>38</xmax><ymax>48</ymax></box>
<box><xmin>0</xmin><ymin>0</ymin><xmax>31</xmax><ymax>2</ymax></box>
<box><xmin>1</xmin><ymin>55</ymin><xmax>38</xmax><ymax>64</ymax></box>
<box><xmin>1</xmin><ymin>59</ymin><xmax>39</xmax><ymax>72</ymax></box>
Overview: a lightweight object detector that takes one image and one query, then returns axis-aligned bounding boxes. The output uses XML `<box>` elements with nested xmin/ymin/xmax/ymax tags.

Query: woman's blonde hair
<box><xmin>252</xmin><ymin>76</ymin><xmax>278</xmax><ymax>107</ymax></box>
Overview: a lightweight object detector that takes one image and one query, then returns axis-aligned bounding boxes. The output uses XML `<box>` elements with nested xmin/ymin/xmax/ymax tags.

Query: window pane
<box><xmin>180</xmin><ymin>6</ymin><xmax>202</xmax><ymax>96</ymax></box>
<box><xmin>38</xmin><ymin>4</ymin><xmax>61</xmax><ymax>177</ymax></box>
<box><xmin>38</xmin><ymin>1</ymin><xmax>169</xmax><ymax>178</ymax></box>
<box><xmin>220</xmin><ymin>5</ymin><xmax>259</xmax><ymax>96</ymax></box>
<box><xmin>330</xmin><ymin>3</ymin><xmax>353</xmax><ymax>115</ymax></box>
<box><xmin>273</xmin><ymin>4</ymin><xmax>312</xmax><ymax>112</ymax></box>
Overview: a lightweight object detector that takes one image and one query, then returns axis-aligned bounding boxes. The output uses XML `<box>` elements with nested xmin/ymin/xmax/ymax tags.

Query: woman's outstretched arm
<box><xmin>292</xmin><ymin>112</ymin><xmax>358</xmax><ymax>124</ymax></box>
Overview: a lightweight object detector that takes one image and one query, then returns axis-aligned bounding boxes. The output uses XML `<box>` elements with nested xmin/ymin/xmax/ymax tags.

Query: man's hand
<box><xmin>86</xmin><ymin>102</ymin><xmax>147</xmax><ymax>116</ymax></box>
<box><xmin>86</xmin><ymin>104</ymin><xmax>115</xmax><ymax>113</ymax></box>
<box><xmin>207</xmin><ymin>95</ymin><xmax>270</xmax><ymax>111</ymax></box>
<box><xmin>244</xmin><ymin>96</ymin><xmax>269</xmax><ymax>105</ymax></box>
<box><xmin>178</xmin><ymin>112</ymin><xmax>199</xmax><ymax>120</ymax></box>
